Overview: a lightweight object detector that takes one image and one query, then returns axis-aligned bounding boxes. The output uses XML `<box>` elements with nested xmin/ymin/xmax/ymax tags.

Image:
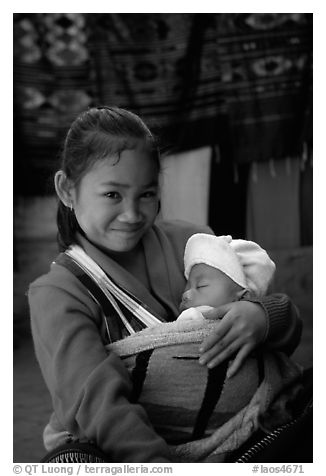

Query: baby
<box><xmin>178</xmin><ymin>233</ymin><xmax>276</xmax><ymax>322</ymax></box>
<box><xmin>105</xmin><ymin>233</ymin><xmax>302</xmax><ymax>459</ymax></box>
<box><xmin>106</xmin><ymin>233</ymin><xmax>290</xmax><ymax>458</ymax></box>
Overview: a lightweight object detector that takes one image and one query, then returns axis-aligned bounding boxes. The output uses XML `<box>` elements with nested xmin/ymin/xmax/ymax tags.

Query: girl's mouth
<box><xmin>112</xmin><ymin>225</ymin><xmax>143</xmax><ymax>234</ymax></box>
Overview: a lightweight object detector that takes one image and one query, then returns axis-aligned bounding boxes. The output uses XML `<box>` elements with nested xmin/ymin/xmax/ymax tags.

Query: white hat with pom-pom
<box><xmin>184</xmin><ymin>233</ymin><xmax>275</xmax><ymax>298</ymax></box>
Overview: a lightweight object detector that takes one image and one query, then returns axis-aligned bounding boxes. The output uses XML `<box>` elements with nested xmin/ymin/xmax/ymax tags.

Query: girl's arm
<box><xmin>28</xmin><ymin>269</ymin><xmax>171</xmax><ymax>463</ymax></box>
<box><xmin>250</xmin><ymin>292</ymin><xmax>302</xmax><ymax>355</ymax></box>
<box><xmin>198</xmin><ymin>293</ymin><xmax>302</xmax><ymax>378</ymax></box>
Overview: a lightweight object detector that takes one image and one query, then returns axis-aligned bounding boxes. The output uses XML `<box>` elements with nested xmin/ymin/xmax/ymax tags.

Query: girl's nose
<box><xmin>119</xmin><ymin>201</ymin><xmax>142</xmax><ymax>223</ymax></box>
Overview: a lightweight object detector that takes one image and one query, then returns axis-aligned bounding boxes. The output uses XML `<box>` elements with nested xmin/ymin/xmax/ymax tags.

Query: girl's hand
<box><xmin>199</xmin><ymin>301</ymin><xmax>267</xmax><ymax>378</ymax></box>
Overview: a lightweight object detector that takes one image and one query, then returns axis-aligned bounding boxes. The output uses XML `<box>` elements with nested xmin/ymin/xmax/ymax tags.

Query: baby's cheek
<box><xmin>190</xmin><ymin>293</ymin><xmax>208</xmax><ymax>307</ymax></box>
<box><xmin>201</xmin><ymin>290</ymin><xmax>226</xmax><ymax>308</ymax></box>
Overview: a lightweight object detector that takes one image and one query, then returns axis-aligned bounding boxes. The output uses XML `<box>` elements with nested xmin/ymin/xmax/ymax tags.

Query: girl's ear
<box><xmin>54</xmin><ymin>170</ymin><xmax>74</xmax><ymax>208</ymax></box>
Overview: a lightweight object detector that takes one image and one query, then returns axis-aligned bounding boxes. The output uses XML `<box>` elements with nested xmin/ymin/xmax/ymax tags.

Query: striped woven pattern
<box><xmin>108</xmin><ymin>320</ymin><xmax>272</xmax><ymax>448</ymax></box>
<box><xmin>107</xmin><ymin>319</ymin><xmax>303</xmax><ymax>460</ymax></box>
<box><xmin>41</xmin><ymin>442</ymin><xmax>109</xmax><ymax>463</ymax></box>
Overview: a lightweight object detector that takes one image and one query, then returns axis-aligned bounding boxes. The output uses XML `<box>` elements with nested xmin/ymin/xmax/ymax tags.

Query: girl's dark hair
<box><xmin>56</xmin><ymin>106</ymin><xmax>160</xmax><ymax>251</ymax></box>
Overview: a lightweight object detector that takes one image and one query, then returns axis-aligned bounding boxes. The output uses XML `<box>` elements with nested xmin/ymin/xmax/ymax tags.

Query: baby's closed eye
<box><xmin>196</xmin><ymin>283</ymin><xmax>208</xmax><ymax>289</ymax></box>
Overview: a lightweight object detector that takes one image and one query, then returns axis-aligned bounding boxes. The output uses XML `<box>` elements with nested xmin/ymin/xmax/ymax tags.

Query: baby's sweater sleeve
<box><xmin>28</xmin><ymin>267</ymin><xmax>171</xmax><ymax>463</ymax></box>
<box><xmin>248</xmin><ymin>293</ymin><xmax>303</xmax><ymax>355</ymax></box>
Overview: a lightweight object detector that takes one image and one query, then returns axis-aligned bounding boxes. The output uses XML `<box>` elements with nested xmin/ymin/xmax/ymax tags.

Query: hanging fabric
<box><xmin>208</xmin><ymin>145</ymin><xmax>250</xmax><ymax>238</ymax></box>
<box><xmin>299</xmin><ymin>156</ymin><xmax>313</xmax><ymax>247</ymax></box>
<box><xmin>14</xmin><ymin>13</ymin><xmax>312</xmax><ymax>195</ymax></box>
<box><xmin>160</xmin><ymin>147</ymin><xmax>211</xmax><ymax>226</ymax></box>
<box><xmin>246</xmin><ymin>158</ymin><xmax>301</xmax><ymax>249</ymax></box>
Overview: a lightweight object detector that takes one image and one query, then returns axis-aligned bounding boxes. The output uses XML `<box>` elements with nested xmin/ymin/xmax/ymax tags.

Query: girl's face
<box><xmin>70</xmin><ymin>143</ymin><xmax>160</xmax><ymax>254</ymax></box>
<box><xmin>179</xmin><ymin>264</ymin><xmax>243</xmax><ymax>311</ymax></box>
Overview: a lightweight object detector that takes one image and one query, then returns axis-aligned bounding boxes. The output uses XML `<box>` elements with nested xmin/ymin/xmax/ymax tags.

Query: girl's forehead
<box><xmin>81</xmin><ymin>148</ymin><xmax>159</xmax><ymax>186</ymax></box>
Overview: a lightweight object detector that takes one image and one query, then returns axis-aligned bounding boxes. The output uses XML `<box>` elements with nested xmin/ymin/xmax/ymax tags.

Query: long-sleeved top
<box><xmin>28</xmin><ymin>220</ymin><xmax>302</xmax><ymax>463</ymax></box>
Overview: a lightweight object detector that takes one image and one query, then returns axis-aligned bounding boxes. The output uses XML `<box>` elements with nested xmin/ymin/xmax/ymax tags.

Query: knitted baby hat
<box><xmin>184</xmin><ymin>233</ymin><xmax>276</xmax><ymax>298</ymax></box>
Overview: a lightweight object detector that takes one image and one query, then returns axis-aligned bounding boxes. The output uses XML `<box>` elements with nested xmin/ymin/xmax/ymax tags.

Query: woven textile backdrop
<box><xmin>14</xmin><ymin>13</ymin><xmax>312</xmax><ymax>195</ymax></box>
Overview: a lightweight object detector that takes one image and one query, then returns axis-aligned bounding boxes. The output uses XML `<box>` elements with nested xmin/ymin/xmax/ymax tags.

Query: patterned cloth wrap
<box><xmin>107</xmin><ymin>318</ymin><xmax>303</xmax><ymax>462</ymax></box>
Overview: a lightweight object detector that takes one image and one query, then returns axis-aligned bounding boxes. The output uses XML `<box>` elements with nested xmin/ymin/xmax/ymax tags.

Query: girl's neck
<box><xmin>112</xmin><ymin>243</ymin><xmax>151</xmax><ymax>290</ymax></box>
<box><xmin>79</xmin><ymin>233</ymin><xmax>150</xmax><ymax>289</ymax></box>
<box><xmin>108</xmin><ymin>242</ymin><xmax>143</xmax><ymax>266</ymax></box>
<box><xmin>99</xmin><ymin>240</ymin><xmax>150</xmax><ymax>289</ymax></box>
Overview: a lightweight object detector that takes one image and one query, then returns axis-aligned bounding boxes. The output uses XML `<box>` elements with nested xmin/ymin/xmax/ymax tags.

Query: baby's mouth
<box><xmin>179</xmin><ymin>300</ymin><xmax>190</xmax><ymax>312</ymax></box>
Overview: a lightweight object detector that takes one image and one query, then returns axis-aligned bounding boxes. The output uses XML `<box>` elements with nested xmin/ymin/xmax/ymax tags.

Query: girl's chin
<box><xmin>99</xmin><ymin>235</ymin><xmax>142</xmax><ymax>254</ymax></box>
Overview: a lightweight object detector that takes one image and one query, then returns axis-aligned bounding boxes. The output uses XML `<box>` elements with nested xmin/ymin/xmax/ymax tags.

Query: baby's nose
<box><xmin>182</xmin><ymin>289</ymin><xmax>192</xmax><ymax>301</ymax></box>
<box><xmin>180</xmin><ymin>289</ymin><xmax>192</xmax><ymax>310</ymax></box>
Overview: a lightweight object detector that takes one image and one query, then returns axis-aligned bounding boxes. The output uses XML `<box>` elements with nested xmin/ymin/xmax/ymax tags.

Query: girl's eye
<box><xmin>104</xmin><ymin>192</ymin><xmax>121</xmax><ymax>199</ymax></box>
<box><xmin>141</xmin><ymin>190</ymin><xmax>157</xmax><ymax>199</ymax></box>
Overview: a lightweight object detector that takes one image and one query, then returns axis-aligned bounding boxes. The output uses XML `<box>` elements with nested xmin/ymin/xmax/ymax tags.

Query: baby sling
<box><xmin>46</xmin><ymin>245</ymin><xmax>308</xmax><ymax>463</ymax></box>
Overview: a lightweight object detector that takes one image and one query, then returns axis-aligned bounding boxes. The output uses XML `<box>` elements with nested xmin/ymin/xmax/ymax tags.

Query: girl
<box><xmin>28</xmin><ymin>106</ymin><xmax>302</xmax><ymax>463</ymax></box>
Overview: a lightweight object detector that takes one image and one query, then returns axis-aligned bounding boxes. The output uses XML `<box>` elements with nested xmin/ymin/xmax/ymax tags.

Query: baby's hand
<box><xmin>198</xmin><ymin>301</ymin><xmax>267</xmax><ymax>378</ymax></box>
<box><xmin>200</xmin><ymin>307</ymin><xmax>222</xmax><ymax>320</ymax></box>
<box><xmin>177</xmin><ymin>307</ymin><xmax>206</xmax><ymax>322</ymax></box>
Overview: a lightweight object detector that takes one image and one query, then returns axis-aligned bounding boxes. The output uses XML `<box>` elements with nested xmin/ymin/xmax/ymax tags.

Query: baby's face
<box><xmin>180</xmin><ymin>263</ymin><xmax>243</xmax><ymax>311</ymax></box>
